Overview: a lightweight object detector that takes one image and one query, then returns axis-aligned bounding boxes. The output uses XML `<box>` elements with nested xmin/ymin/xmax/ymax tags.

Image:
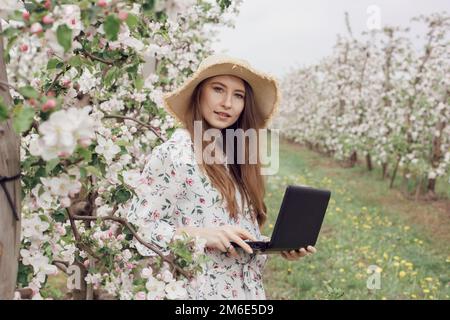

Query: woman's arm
<box><xmin>175</xmin><ymin>225</ymin><xmax>257</xmax><ymax>258</ymax></box>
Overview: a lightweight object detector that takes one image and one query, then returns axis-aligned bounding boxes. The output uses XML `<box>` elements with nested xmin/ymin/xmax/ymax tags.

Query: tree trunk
<box><xmin>426</xmin><ymin>178</ymin><xmax>437</xmax><ymax>200</ymax></box>
<box><xmin>415</xmin><ymin>177</ymin><xmax>423</xmax><ymax>201</ymax></box>
<box><xmin>0</xmin><ymin>24</ymin><xmax>22</xmax><ymax>299</ymax></box>
<box><xmin>389</xmin><ymin>156</ymin><xmax>400</xmax><ymax>188</ymax></box>
<box><xmin>349</xmin><ymin>150</ymin><xmax>357</xmax><ymax>167</ymax></box>
<box><xmin>381</xmin><ymin>162</ymin><xmax>388</xmax><ymax>179</ymax></box>
<box><xmin>366</xmin><ymin>154</ymin><xmax>372</xmax><ymax>171</ymax></box>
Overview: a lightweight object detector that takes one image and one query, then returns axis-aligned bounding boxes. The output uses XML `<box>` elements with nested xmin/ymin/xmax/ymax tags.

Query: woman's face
<box><xmin>199</xmin><ymin>75</ymin><xmax>246</xmax><ymax>129</ymax></box>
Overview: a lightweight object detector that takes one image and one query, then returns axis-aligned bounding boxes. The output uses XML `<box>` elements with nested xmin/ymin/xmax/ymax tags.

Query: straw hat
<box><xmin>162</xmin><ymin>54</ymin><xmax>281</xmax><ymax>128</ymax></box>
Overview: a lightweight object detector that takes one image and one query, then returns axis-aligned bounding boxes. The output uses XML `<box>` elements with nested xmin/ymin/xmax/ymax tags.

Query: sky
<box><xmin>211</xmin><ymin>0</ymin><xmax>449</xmax><ymax>79</ymax></box>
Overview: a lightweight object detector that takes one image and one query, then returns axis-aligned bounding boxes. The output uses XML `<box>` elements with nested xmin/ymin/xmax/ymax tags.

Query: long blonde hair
<box><xmin>184</xmin><ymin>77</ymin><xmax>268</xmax><ymax>227</ymax></box>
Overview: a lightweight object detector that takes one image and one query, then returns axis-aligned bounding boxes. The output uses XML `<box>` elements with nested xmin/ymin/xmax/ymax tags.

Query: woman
<box><xmin>127</xmin><ymin>54</ymin><xmax>316</xmax><ymax>299</ymax></box>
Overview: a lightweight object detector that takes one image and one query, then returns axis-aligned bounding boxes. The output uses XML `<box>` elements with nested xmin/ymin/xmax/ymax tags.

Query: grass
<box><xmin>262</xmin><ymin>138</ymin><xmax>450</xmax><ymax>300</ymax></box>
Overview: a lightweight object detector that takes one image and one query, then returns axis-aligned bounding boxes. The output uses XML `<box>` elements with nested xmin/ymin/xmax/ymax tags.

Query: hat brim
<box><xmin>163</xmin><ymin>59</ymin><xmax>281</xmax><ymax>128</ymax></box>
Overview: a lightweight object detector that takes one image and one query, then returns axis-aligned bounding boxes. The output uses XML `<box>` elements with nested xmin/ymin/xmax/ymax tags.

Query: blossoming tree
<box><xmin>274</xmin><ymin>12</ymin><xmax>450</xmax><ymax>198</ymax></box>
<box><xmin>0</xmin><ymin>0</ymin><xmax>241</xmax><ymax>300</ymax></box>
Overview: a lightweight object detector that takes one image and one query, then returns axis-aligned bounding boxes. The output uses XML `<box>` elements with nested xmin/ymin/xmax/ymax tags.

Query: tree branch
<box><xmin>71</xmin><ymin>215</ymin><xmax>192</xmax><ymax>279</ymax></box>
<box><xmin>45</xmin><ymin>69</ymin><xmax>66</xmax><ymax>95</ymax></box>
<box><xmin>67</xmin><ymin>207</ymin><xmax>101</xmax><ymax>260</ymax></box>
<box><xmin>81</xmin><ymin>50</ymin><xmax>114</xmax><ymax>65</ymax></box>
<box><xmin>53</xmin><ymin>260</ymin><xmax>69</xmax><ymax>274</ymax></box>
<box><xmin>102</xmin><ymin>114</ymin><xmax>166</xmax><ymax>142</ymax></box>
<box><xmin>0</xmin><ymin>79</ymin><xmax>19</xmax><ymax>93</ymax></box>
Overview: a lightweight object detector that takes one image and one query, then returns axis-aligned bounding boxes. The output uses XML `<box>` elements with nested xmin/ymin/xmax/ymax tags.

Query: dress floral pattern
<box><xmin>127</xmin><ymin>128</ymin><xmax>269</xmax><ymax>299</ymax></box>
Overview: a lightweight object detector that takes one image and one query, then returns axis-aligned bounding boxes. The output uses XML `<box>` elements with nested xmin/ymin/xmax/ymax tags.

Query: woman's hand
<box><xmin>175</xmin><ymin>225</ymin><xmax>257</xmax><ymax>258</ymax></box>
<box><xmin>280</xmin><ymin>245</ymin><xmax>317</xmax><ymax>261</ymax></box>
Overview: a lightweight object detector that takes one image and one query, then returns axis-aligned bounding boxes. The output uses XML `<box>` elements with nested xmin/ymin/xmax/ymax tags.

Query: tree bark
<box><xmin>349</xmin><ymin>150</ymin><xmax>357</xmax><ymax>167</ymax></box>
<box><xmin>0</xmin><ymin>23</ymin><xmax>22</xmax><ymax>299</ymax></box>
<box><xmin>389</xmin><ymin>155</ymin><xmax>400</xmax><ymax>189</ymax></box>
<box><xmin>366</xmin><ymin>154</ymin><xmax>372</xmax><ymax>171</ymax></box>
<box><xmin>381</xmin><ymin>162</ymin><xmax>388</xmax><ymax>179</ymax></box>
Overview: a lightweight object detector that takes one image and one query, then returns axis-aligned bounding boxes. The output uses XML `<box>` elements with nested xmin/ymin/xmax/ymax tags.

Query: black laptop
<box><xmin>232</xmin><ymin>184</ymin><xmax>331</xmax><ymax>253</ymax></box>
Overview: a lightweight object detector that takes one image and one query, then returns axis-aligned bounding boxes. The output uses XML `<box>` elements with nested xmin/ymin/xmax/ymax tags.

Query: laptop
<box><xmin>232</xmin><ymin>184</ymin><xmax>331</xmax><ymax>253</ymax></box>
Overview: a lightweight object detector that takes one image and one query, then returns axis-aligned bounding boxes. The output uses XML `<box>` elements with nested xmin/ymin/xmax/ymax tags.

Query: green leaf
<box><xmin>52</xmin><ymin>209</ymin><xmax>67</xmax><ymax>223</ymax></box>
<box><xmin>104</xmin><ymin>15</ymin><xmax>120</xmax><ymax>41</ymax></box>
<box><xmin>17</xmin><ymin>263</ymin><xmax>33</xmax><ymax>288</ymax></box>
<box><xmin>68</xmin><ymin>55</ymin><xmax>82</xmax><ymax>67</ymax></box>
<box><xmin>126</xmin><ymin>14</ymin><xmax>139</xmax><ymax>30</ymax></box>
<box><xmin>0</xmin><ymin>97</ymin><xmax>9</xmax><ymax>121</ymax></box>
<box><xmin>45</xmin><ymin>158</ymin><xmax>60</xmax><ymax>174</ymax></box>
<box><xmin>18</xmin><ymin>86</ymin><xmax>39</xmax><ymax>99</ymax></box>
<box><xmin>4</xmin><ymin>34</ymin><xmax>18</xmax><ymax>63</ymax></box>
<box><xmin>0</xmin><ymin>27</ymin><xmax>20</xmax><ymax>38</ymax></box>
<box><xmin>39</xmin><ymin>214</ymin><xmax>50</xmax><ymax>223</ymax></box>
<box><xmin>217</xmin><ymin>0</ymin><xmax>232</xmax><ymax>11</ymax></box>
<box><xmin>103</xmin><ymin>66</ymin><xmax>120</xmax><ymax>87</ymax></box>
<box><xmin>79</xmin><ymin>166</ymin><xmax>87</xmax><ymax>179</ymax></box>
<box><xmin>12</xmin><ymin>106</ymin><xmax>35</xmax><ymax>134</ymax></box>
<box><xmin>56</xmin><ymin>24</ymin><xmax>72</xmax><ymax>53</ymax></box>
<box><xmin>114</xmin><ymin>139</ymin><xmax>130</xmax><ymax>147</ymax></box>
<box><xmin>114</xmin><ymin>186</ymin><xmax>131</xmax><ymax>204</ymax></box>
<box><xmin>85</xmin><ymin>165</ymin><xmax>102</xmax><ymax>178</ymax></box>
<box><xmin>134</xmin><ymin>74</ymin><xmax>144</xmax><ymax>91</ymax></box>
<box><xmin>143</xmin><ymin>0</ymin><xmax>155</xmax><ymax>14</ymax></box>
<box><xmin>47</xmin><ymin>58</ymin><xmax>63</xmax><ymax>70</ymax></box>
<box><xmin>77</xmin><ymin>147</ymin><xmax>92</xmax><ymax>162</ymax></box>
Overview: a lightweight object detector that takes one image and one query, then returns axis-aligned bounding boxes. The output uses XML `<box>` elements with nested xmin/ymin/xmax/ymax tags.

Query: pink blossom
<box><xmin>42</xmin><ymin>99</ymin><xmax>56</xmax><ymax>112</ymax></box>
<box><xmin>42</xmin><ymin>15</ymin><xmax>54</xmax><ymax>25</ymax></box>
<box><xmin>118</xmin><ymin>11</ymin><xmax>128</xmax><ymax>21</ymax></box>
<box><xmin>28</xmin><ymin>98</ymin><xmax>37</xmax><ymax>107</ymax></box>
<box><xmin>134</xmin><ymin>291</ymin><xmax>146</xmax><ymax>300</ymax></box>
<box><xmin>22</xmin><ymin>11</ymin><xmax>30</xmax><ymax>21</ymax></box>
<box><xmin>97</xmin><ymin>0</ymin><xmax>108</xmax><ymax>8</ymax></box>
<box><xmin>78</xmin><ymin>138</ymin><xmax>92</xmax><ymax>148</ymax></box>
<box><xmin>30</xmin><ymin>23</ymin><xmax>43</xmax><ymax>34</ymax></box>
<box><xmin>44</xmin><ymin>0</ymin><xmax>51</xmax><ymax>10</ymax></box>
<box><xmin>56</xmin><ymin>224</ymin><xmax>66</xmax><ymax>236</ymax></box>
<box><xmin>62</xmin><ymin>79</ymin><xmax>71</xmax><ymax>88</ymax></box>
<box><xmin>57</xmin><ymin>151</ymin><xmax>70</xmax><ymax>158</ymax></box>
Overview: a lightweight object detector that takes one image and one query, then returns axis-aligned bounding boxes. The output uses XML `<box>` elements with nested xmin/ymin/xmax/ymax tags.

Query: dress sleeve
<box><xmin>126</xmin><ymin>143</ymin><xmax>185</xmax><ymax>257</ymax></box>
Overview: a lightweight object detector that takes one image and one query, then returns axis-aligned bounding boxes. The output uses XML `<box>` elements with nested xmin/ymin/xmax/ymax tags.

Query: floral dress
<box><xmin>127</xmin><ymin>127</ymin><xmax>268</xmax><ymax>299</ymax></box>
